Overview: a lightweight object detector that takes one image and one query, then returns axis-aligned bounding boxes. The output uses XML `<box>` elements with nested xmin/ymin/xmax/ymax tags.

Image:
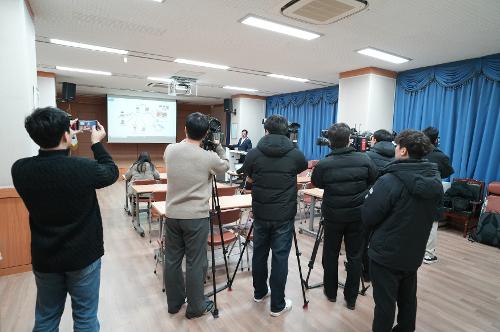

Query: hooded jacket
<box><xmin>365</xmin><ymin>141</ymin><xmax>395</xmax><ymax>171</ymax></box>
<box><xmin>425</xmin><ymin>145</ymin><xmax>454</xmax><ymax>179</ymax></box>
<box><xmin>311</xmin><ymin>147</ymin><xmax>378</xmax><ymax>223</ymax></box>
<box><xmin>241</xmin><ymin>134</ymin><xmax>307</xmax><ymax>222</ymax></box>
<box><xmin>362</xmin><ymin>159</ymin><xmax>443</xmax><ymax>271</ymax></box>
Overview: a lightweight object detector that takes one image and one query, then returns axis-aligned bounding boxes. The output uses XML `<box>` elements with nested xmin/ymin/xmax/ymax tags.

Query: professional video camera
<box><xmin>288</xmin><ymin>122</ymin><xmax>300</xmax><ymax>144</ymax></box>
<box><xmin>316</xmin><ymin>129</ymin><xmax>330</xmax><ymax>147</ymax></box>
<box><xmin>202</xmin><ymin>116</ymin><xmax>223</xmax><ymax>152</ymax></box>
<box><xmin>350</xmin><ymin>128</ymin><xmax>370</xmax><ymax>152</ymax></box>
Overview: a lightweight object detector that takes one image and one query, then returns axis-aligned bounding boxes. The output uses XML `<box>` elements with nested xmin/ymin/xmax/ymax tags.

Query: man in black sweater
<box><xmin>240</xmin><ymin>115</ymin><xmax>307</xmax><ymax>317</ymax></box>
<box><xmin>11</xmin><ymin>107</ymin><xmax>118</xmax><ymax>331</ymax></box>
<box><xmin>422</xmin><ymin>126</ymin><xmax>454</xmax><ymax>264</ymax></box>
<box><xmin>362</xmin><ymin>130</ymin><xmax>443</xmax><ymax>332</ymax></box>
<box><xmin>366</xmin><ymin>129</ymin><xmax>395</xmax><ymax>171</ymax></box>
<box><xmin>311</xmin><ymin>123</ymin><xmax>378</xmax><ymax>310</ymax></box>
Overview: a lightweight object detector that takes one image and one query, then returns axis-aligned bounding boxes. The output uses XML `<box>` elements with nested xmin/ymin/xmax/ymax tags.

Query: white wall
<box><xmin>0</xmin><ymin>0</ymin><xmax>38</xmax><ymax>186</ymax></box>
<box><xmin>37</xmin><ymin>76</ymin><xmax>57</xmax><ymax>108</ymax></box>
<box><xmin>231</xmin><ymin>97</ymin><xmax>265</xmax><ymax>146</ymax></box>
<box><xmin>338</xmin><ymin>73</ymin><xmax>396</xmax><ymax>133</ymax></box>
<box><xmin>338</xmin><ymin>75</ymin><xmax>370</xmax><ymax>131</ymax></box>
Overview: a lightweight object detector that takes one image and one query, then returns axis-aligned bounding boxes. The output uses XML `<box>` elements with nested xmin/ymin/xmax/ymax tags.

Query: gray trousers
<box><xmin>164</xmin><ymin>217</ymin><xmax>209</xmax><ymax>316</ymax></box>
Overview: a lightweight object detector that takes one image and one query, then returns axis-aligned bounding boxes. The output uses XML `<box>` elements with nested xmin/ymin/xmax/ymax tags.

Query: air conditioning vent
<box><xmin>281</xmin><ymin>0</ymin><xmax>368</xmax><ymax>25</ymax></box>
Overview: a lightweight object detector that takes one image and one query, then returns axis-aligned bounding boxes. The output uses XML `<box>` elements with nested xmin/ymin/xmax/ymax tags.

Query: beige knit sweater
<box><xmin>164</xmin><ymin>141</ymin><xmax>229</xmax><ymax>219</ymax></box>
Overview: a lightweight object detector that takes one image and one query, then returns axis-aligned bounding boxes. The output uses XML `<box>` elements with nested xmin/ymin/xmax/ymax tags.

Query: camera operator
<box><xmin>163</xmin><ymin>112</ymin><xmax>229</xmax><ymax>319</ymax></box>
<box><xmin>366</xmin><ymin>129</ymin><xmax>395</xmax><ymax>171</ymax></box>
<box><xmin>240</xmin><ymin>115</ymin><xmax>307</xmax><ymax>316</ymax></box>
<box><xmin>11</xmin><ymin>107</ymin><xmax>118</xmax><ymax>331</ymax></box>
<box><xmin>311</xmin><ymin>123</ymin><xmax>377</xmax><ymax>310</ymax></box>
<box><xmin>422</xmin><ymin>126</ymin><xmax>454</xmax><ymax>264</ymax></box>
<box><xmin>362</xmin><ymin>130</ymin><xmax>443</xmax><ymax>332</ymax></box>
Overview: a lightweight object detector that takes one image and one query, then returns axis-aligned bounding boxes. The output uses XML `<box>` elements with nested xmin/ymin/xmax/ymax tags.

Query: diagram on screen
<box><xmin>118</xmin><ymin>103</ymin><xmax>170</xmax><ymax>134</ymax></box>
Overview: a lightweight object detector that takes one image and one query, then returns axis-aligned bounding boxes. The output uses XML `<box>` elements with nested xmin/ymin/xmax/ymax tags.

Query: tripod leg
<box><xmin>216</xmin><ymin>211</ymin><xmax>232</xmax><ymax>288</ymax></box>
<box><xmin>209</xmin><ymin>215</ymin><xmax>219</xmax><ymax>318</ymax></box>
<box><xmin>304</xmin><ymin>219</ymin><xmax>324</xmax><ymax>288</ymax></box>
<box><xmin>292</xmin><ymin>227</ymin><xmax>309</xmax><ymax>309</ymax></box>
<box><xmin>228</xmin><ymin>223</ymin><xmax>253</xmax><ymax>289</ymax></box>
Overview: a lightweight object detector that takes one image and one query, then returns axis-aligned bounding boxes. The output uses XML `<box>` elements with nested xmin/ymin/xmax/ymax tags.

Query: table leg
<box><xmin>308</xmin><ymin>196</ymin><xmax>316</xmax><ymax>231</ymax></box>
<box><xmin>124</xmin><ymin>180</ymin><xmax>129</xmax><ymax>211</ymax></box>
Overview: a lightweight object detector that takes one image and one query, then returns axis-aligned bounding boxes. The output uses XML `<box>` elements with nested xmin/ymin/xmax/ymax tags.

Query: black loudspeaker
<box><xmin>62</xmin><ymin>82</ymin><xmax>76</xmax><ymax>101</ymax></box>
<box><xmin>223</xmin><ymin>98</ymin><xmax>232</xmax><ymax>113</ymax></box>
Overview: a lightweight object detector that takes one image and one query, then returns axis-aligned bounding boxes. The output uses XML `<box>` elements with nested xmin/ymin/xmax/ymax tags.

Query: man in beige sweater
<box><xmin>163</xmin><ymin>112</ymin><xmax>229</xmax><ymax>319</ymax></box>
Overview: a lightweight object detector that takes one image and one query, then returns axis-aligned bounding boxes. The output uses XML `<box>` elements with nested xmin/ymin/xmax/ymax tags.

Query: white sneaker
<box><xmin>423</xmin><ymin>256</ymin><xmax>438</xmax><ymax>264</ymax></box>
<box><xmin>270</xmin><ymin>299</ymin><xmax>292</xmax><ymax>317</ymax></box>
<box><xmin>253</xmin><ymin>287</ymin><xmax>271</xmax><ymax>302</ymax></box>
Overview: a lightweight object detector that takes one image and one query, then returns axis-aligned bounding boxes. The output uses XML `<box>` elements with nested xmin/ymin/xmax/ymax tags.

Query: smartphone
<box><xmin>79</xmin><ymin>120</ymin><xmax>97</xmax><ymax>131</ymax></box>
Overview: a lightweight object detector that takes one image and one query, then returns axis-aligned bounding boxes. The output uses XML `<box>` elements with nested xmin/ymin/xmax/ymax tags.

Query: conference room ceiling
<box><xmin>32</xmin><ymin>0</ymin><xmax>500</xmax><ymax>104</ymax></box>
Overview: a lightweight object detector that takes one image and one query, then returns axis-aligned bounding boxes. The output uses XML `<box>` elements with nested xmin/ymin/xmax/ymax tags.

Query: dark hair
<box><xmin>394</xmin><ymin>129</ymin><xmax>433</xmax><ymax>159</ymax></box>
<box><xmin>328</xmin><ymin>123</ymin><xmax>351</xmax><ymax>149</ymax></box>
<box><xmin>264</xmin><ymin>115</ymin><xmax>288</xmax><ymax>135</ymax></box>
<box><xmin>422</xmin><ymin>127</ymin><xmax>439</xmax><ymax>145</ymax></box>
<box><xmin>373</xmin><ymin>129</ymin><xmax>393</xmax><ymax>142</ymax></box>
<box><xmin>25</xmin><ymin>107</ymin><xmax>70</xmax><ymax>149</ymax></box>
<box><xmin>185</xmin><ymin>112</ymin><xmax>209</xmax><ymax>140</ymax></box>
<box><xmin>241</xmin><ymin>129</ymin><xmax>248</xmax><ymax>135</ymax></box>
<box><xmin>134</xmin><ymin>151</ymin><xmax>155</xmax><ymax>173</ymax></box>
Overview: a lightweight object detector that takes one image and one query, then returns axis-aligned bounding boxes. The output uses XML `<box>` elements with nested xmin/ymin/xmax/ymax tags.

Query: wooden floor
<box><xmin>1</xmin><ymin>181</ymin><xmax>500</xmax><ymax>332</ymax></box>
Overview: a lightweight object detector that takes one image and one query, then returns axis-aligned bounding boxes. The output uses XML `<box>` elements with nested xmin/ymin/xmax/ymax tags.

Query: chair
<box><xmin>308</xmin><ymin>160</ymin><xmax>319</xmax><ymax>169</ymax></box>
<box><xmin>133</xmin><ymin>179</ymin><xmax>157</xmax><ymax>185</ymax></box>
<box><xmin>148</xmin><ymin>191</ymin><xmax>167</xmax><ymax>242</ymax></box>
<box><xmin>443</xmin><ymin>178</ymin><xmax>484</xmax><ymax>237</ymax></box>
<box><xmin>485</xmin><ymin>182</ymin><xmax>500</xmax><ymax>214</ymax></box>
<box><xmin>207</xmin><ymin>208</ymin><xmax>241</xmax><ymax>274</ymax></box>
<box><xmin>158</xmin><ymin>178</ymin><xmax>168</xmax><ymax>184</ymax></box>
<box><xmin>217</xmin><ymin>186</ymin><xmax>238</xmax><ymax>197</ymax></box>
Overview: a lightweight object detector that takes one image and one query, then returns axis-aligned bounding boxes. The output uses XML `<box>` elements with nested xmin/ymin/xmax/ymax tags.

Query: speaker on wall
<box><xmin>223</xmin><ymin>98</ymin><xmax>232</xmax><ymax>113</ymax></box>
<box><xmin>62</xmin><ymin>82</ymin><xmax>76</xmax><ymax>101</ymax></box>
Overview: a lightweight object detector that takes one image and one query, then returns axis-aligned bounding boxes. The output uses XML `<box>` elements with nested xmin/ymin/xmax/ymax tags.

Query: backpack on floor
<box><xmin>471</xmin><ymin>212</ymin><xmax>500</xmax><ymax>248</ymax></box>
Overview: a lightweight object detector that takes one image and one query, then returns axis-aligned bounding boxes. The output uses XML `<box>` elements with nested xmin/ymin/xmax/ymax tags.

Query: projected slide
<box><xmin>107</xmin><ymin>95</ymin><xmax>176</xmax><ymax>143</ymax></box>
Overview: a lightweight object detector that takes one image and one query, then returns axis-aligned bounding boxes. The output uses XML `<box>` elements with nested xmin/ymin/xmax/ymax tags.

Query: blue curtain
<box><xmin>394</xmin><ymin>53</ymin><xmax>500</xmax><ymax>186</ymax></box>
<box><xmin>266</xmin><ymin>85</ymin><xmax>338</xmax><ymax>160</ymax></box>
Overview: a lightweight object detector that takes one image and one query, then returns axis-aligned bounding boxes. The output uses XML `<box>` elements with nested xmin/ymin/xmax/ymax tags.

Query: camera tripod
<box><xmin>204</xmin><ymin>176</ymin><xmax>232</xmax><ymax>318</ymax></box>
<box><xmin>227</xmin><ymin>221</ymin><xmax>310</xmax><ymax>309</ymax></box>
<box><xmin>302</xmin><ymin>218</ymin><xmax>370</xmax><ymax>296</ymax></box>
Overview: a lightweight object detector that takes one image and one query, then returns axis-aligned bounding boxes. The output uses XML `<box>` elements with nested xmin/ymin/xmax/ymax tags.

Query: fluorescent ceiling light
<box><xmin>357</xmin><ymin>47</ymin><xmax>410</xmax><ymax>64</ymax></box>
<box><xmin>241</xmin><ymin>15</ymin><xmax>321</xmax><ymax>41</ymax></box>
<box><xmin>174</xmin><ymin>58</ymin><xmax>229</xmax><ymax>70</ymax></box>
<box><xmin>147</xmin><ymin>76</ymin><xmax>173</xmax><ymax>83</ymax></box>
<box><xmin>151</xmin><ymin>0</ymin><xmax>165</xmax><ymax>2</ymax></box>
<box><xmin>50</xmin><ymin>39</ymin><xmax>128</xmax><ymax>55</ymax></box>
<box><xmin>223</xmin><ymin>86</ymin><xmax>258</xmax><ymax>92</ymax></box>
<box><xmin>56</xmin><ymin>66</ymin><xmax>112</xmax><ymax>76</ymax></box>
<box><xmin>267</xmin><ymin>73</ymin><xmax>309</xmax><ymax>83</ymax></box>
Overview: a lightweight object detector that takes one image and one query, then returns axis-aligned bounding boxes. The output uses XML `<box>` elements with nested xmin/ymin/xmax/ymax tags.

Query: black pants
<box><xmin>322</xmin><ymin>221</ymin><xmax>362</xmax><ymax>302</ymax></box>
<box><xmin>370</xmin><ymin>259</ymin><xmax>417</xmax><ymax>332</ymax></box>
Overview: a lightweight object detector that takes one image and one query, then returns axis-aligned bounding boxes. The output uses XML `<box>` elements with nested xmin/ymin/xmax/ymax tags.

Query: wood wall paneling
<box><xmin>0</xmin><ymin>188</ymin><xmax>31</xmax><ymax>276</ymax></box>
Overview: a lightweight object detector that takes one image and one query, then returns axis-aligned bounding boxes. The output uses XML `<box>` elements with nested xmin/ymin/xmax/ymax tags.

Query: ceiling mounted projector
<box><xmin>281</xmin><ymin>0</ymin><xmax>368</xmax><ymax>25</ymax></box>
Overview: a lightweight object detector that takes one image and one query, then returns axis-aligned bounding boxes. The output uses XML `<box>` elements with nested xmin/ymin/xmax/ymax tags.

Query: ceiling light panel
<box><xmin>56</xmin><ymin>66</ymin><xmax>112</xmax><ymax>76</ymax></box>
<box><xmin>174</xmin><ymin>58</ymin><xmax>229</xmax><ymax>70</ymax></box>
<box><xmin>356</xmin><ymin>47</ymin><xmax>411</xmax><ymax>64</ymax></box>
<box><xmin>267</xmin><ymin>73</ymin><xmax>309</xmax><ymax>82</ymax></box>
<box><xmin>223</xmin><ymin>86</ymin><xmax>258</xmax><ymax>92</ymax></box>
<box><xmin>50</xmin><ymin>39</ymin><xmax>128</xmax><ymax>55</ymax></box>
<box><xmin>240</xmin><ymin>15</ymin><xmax>321</xmax><ymax>40</ymax></box>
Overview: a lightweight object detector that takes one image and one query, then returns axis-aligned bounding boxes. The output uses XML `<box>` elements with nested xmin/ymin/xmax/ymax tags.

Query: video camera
<box><xmin>288</xmin><ymin>122</ymin><xmax>300</xmax><ymax>144</ymax></box>
<box><xmin>315</xmin><ymin>128</ymin><xmax>372</xmax><ymax>152</ymax></box>
<box><xmin>202</xmin><ymin>116</ymin><xmax>223</xmax><ymax>152</ymax></box>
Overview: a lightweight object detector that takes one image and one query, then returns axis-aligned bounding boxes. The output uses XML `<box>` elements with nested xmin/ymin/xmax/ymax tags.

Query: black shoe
<box><xmin>323</xmin><ymin>289</ymin><xmax>336</xmax><ymax>302</ymax></box>
<box><xmin>168</xmin><ymin>305</ymin><xmax>182</xmax><ymax>314</ymax></box>
<box><xmin>186</xmin><ymin>300</ymin><xmax>214</xmax><ymax>319</ymax></box>
<box><xmin>344</xmin><ymin>298</ymin><xmax>356</xmax><ymax>310</ymax></box>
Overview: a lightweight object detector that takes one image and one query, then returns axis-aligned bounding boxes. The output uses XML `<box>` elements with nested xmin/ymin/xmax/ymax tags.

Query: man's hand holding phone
<box><xmin>91</xmin><ymin>121</ymin><xmax>107</xmax><ymax>144</ymax></box>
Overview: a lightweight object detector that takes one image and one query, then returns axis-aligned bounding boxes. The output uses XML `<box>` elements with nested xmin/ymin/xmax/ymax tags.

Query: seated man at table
<box><xmin>163</xmin><ymin>112</ymin><xmax>229</xmax><ymax>319</ymax></box>
<box><xmin>240</xmin><ymin>115</ymin><xmax>307</xmax><ymax>316</ymax></box>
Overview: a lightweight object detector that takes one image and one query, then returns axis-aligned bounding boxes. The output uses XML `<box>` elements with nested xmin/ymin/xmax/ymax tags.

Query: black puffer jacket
<box><xmin>366</xmin><ymin>141</ymin><xmax>395</xmax><ymax>171</ymax></box>
<box><xmin>425</xmin><ymin>145</ymin><xmax>454</xmax><ymax>179</ymax></box>
<box><xmin>362</xmin><ymin>159</ymin><xmax>443</xmax><ymax>271</ymax></box>
<box><xmin>311</xmin><ymin>147</ymin><xmax>378</xmax><ymax>223</ymax></box>
<box><xmin>241</xmin><ymin>134</ymin><xmax>307</xmax><ymax>222</ymax></box>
